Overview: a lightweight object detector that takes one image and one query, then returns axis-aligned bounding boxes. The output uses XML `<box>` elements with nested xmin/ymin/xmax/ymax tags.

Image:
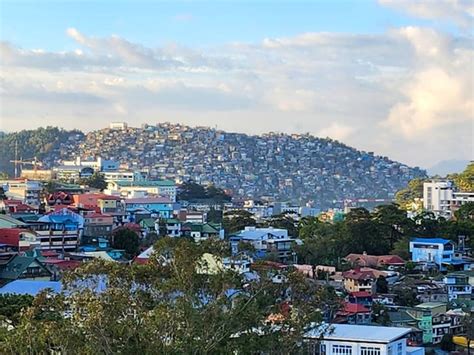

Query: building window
<box><xmin>397</xmin><ymin>343</ymin><xmax>403</xmax><ymax>355</ymax></box>
<box><xmin>361</xmin><ymin>347</ymin><xmax>381</xmax><ymax>355</ymax></box>
<box><xmin>332</xmin><ymin>345</ymin><xmax>352</xmax><ymax>354</ymax></box>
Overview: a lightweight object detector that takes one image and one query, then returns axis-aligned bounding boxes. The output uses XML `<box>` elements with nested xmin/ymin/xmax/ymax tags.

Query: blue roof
<box><xmin>411</xmin><ymin>238</ymin><xmax>453</xmax><ymax>245</ymax></box>
<box><xmin>0</xmin><ymin>280</ymin><xmax>62</xmax><ymax>295</ymax></box>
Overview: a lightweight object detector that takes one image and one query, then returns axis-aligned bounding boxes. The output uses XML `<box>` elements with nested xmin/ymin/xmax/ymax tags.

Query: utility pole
<box><xmin>14</xmin><ymin>140</ymin><xmax>18</xmax><ymax>178</ymax></box>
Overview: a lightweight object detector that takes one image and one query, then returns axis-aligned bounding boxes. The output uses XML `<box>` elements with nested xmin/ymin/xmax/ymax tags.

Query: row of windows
<box><xmin>361</xmin><ymin>347</ymin><xmax>380</xmax><ymax>355</ymax></box>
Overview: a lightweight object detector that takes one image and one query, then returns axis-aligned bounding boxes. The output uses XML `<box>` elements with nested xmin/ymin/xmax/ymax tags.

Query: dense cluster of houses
<box><xmin>20</xmin><ymin>122</ymin><xmax>425</xmax><ymax>209</ymax></box>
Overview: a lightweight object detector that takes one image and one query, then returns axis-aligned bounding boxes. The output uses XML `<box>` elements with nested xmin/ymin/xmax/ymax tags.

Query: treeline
<box><xmin>297</xmin><ymin>203</ymin><xmax>474</xmax><ymax>266</ymax></box>
<box><xmin>0</xmin><ymin>127</ymin><xmax>83</xmax><ymax>177</ymax></box>
<box><xmin>177</xmin><ymin>181</ymin><xmax>231</xmax><ymax>202</ymax></box>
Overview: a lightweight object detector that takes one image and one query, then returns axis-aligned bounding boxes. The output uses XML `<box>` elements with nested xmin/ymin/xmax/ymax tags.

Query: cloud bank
<box><xmin>1</xmin><ymin>6</ymin><xmax>472</xmax><ymax>168</ymax></box>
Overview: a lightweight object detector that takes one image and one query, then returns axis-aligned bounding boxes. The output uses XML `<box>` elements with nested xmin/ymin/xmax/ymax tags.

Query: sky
<box><xmin>0</xmin><ymin>0</ymin><xmax>473</xmax><ymax>169</ymax></box>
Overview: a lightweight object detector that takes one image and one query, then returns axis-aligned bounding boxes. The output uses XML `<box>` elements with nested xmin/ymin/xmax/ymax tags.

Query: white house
<box><xmin>305</xmin><ymin>324</ymin><xmax>424</xmax><ymax>355</ymax></box>
<box><xmin>423</xmin><ymin>180</ymin><xmax>454</xmax><ymax>218</ymax></box>
<box><xmin>443</xmin><ymin>273</ymin><xmax>473</xmax><ymax>302</ymax></box>
<box><xmin>409</xmin><ymin>238</ymin><xmax>454</xmax><ymax>271</ymax></box>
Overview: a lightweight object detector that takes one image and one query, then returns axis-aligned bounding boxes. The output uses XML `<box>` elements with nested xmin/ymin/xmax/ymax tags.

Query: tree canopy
<box><xmin>178</xmin><ymin>181</ymin><xmax>231</xmax><ymax>202</ymax></box>
<box><xmin>0</xmin><ymin>238</ymin><xmax>339</xmax><ymax>354</ymax></box>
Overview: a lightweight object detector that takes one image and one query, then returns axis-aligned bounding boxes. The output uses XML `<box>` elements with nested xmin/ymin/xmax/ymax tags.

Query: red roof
<box><xmin>345</xmin><ymin>253</ymin><xmax>405</xmax><ymax>267</ymax></box>
<box><xmin>339</xmin><ymin>302</ymin><xmax>371</xmax><ymax>315</ymax></box>
<box><xmin>349</xmin><ymin>291</ymin><xmax>372</xmax><ymax>298</ymax></box>
<box><xmin>85</xmin><ymin>213</ymin><xmax>113</xmax><ymax>218</ymax></box>
<box><xmin>42</xmin><ymin>259</ymin><xmax>81</xmax><ymax>270</ymax></box>
<box><xmin>0</xmin><ymin>228</ymin><xmax>22</xmax><ymax>246</ymax></box>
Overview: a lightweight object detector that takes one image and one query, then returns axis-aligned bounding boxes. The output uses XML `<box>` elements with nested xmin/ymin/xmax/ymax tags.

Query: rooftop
<box><xmin>411</xmin><ymin>238</ymin><xmax>453</xmax><ymax>245</ymax></box>
<box><xmin>0</xmin><ymin>280</ymin><xmax>62</xmax><ymax>295</ymax></box>
<box><xmin>305</xmin><ymin>324</ymin><xmax>412</xmax><ymax>343</ymax></box>
<box><xmin>114</xmin><ymin>180</ymin><xmax>175</xmax><ymax>187</ymax></box>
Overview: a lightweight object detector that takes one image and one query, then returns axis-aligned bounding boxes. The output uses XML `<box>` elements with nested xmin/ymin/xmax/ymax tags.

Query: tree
<box><xmin>177</xmin><ymin>180</ymin><xmax>207</xmax><ymax>201</ymax></box>
<box><xmin>395</xmin><ymin>178</ymin><xmax>424</xmax><ymax>210</ymax></box>
<box><xmin>207</xmin><ymin>207</ymin><xmax>223</xmax><ymax>224</ymax></box>
<box><xmin>0</xmin><ymin>294</ymin><xmax>34</xmax><ymax>325</ymax></box>
<box><xmin>372</xmin><ymin>303</ymin><xmax>390</xmax><ymax>326</ymax></box>
<box><xmin>111</xmin><ymin>228</ymin><xmax>140</xmax><ymax>259</ymax></box>
<box><xmin>0</xmin><ymin>172</ymin><xmax>8</xmax><ymax>180</ymax></box>
<box><xmin>223</xmin><ymin>210</ymin><xmax>256</xmax><ymax>234</ymax></box>
<box><xmin>376</xmin><ymin>276</ymin><xmax>389</xmax><ymax>294</ymax></box>
<box><xmin>440</xmin><ymin>334</ymin><xmax>455</xmax><ymax>351</ymax></box>
<box><xmin>451</xmin><ymin>163</ymin><xmax>474</xmax><ymax>192</ymax></box>
<box><xmin>373</xmin><ymin>204</ymin><xmax>415</xmax><ymax>249</ymax></box>
<box><xmin>1</xmin><ymin>238</ymin><xmax>340</xmax><ymax>354</ymax></box>
<box><xmin>455</xmin><ymin>202</ymin><xmax>474</xmax><ymax>221</ymax></box>
<box><xmin>0</xmin><ymin>187</ymin><xmax>6</xmax><ymax>200</ymax></box>
<box><xmin>80</xmin><ymin>172</ymin><xmax>107</xmax><ymax>191</ymax></box>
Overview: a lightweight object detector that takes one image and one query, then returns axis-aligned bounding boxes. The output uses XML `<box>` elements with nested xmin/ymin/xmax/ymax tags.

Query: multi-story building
<box><xmin>423</xmin><ymin>180</ymin><xmax>454</xmax><ymax>218</ymax></box>
<box><xmin>31</xmin><ymin>209</ymin><xmax>84</xmax><ymax>252</ymax></box>
<box><xmin>305</xmin><ymin>324</ymin><xmax>424</xmax><ymax>355</ymax></box>
<box><xmin>107</xmin><ymin>180</ymin><xmax>177</xmax><ymax>202</ymax></box>
<box><xmin>342</xmin><ymin>269</ymin><xmax>377</xmax><ymax>294</ymax></box>
<box><xmin>229</xmin><ymin>227</ymin><xmax>298</xmax><ymax>262</ymax></box>
<box><xmin>443</xmin><ymin>273</ymin><xmax>472</xmax><ymax>302</ymax></box>
<box><xmin>1</xmin><ymin>179</ymin><xmax>42</xmax><ymax>207</ymax></box>
<box><xmin>83</xmin><ymin>213</ymin><xmax>114</xmax><ymax>238</ymax></box>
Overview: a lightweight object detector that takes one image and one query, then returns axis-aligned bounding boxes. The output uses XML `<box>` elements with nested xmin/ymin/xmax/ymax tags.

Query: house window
<box><xmin>361</xmin><ymin>347</ymin><xmax>381</xmax><ymax>355</ymax></box>
<box><xmin>332</xmin><ymin>345</ymin><xmax>352</xmax><ymax>354</ymax></box>
<box><xmin>397</xmin><ymin>343</ymin><xmax>403</xmax><ymax>355</ymax></box>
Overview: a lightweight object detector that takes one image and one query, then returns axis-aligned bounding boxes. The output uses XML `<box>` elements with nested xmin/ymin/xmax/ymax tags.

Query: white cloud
<box><xmin>379</xmin><ymin>0</ymin><xmax>474</xmax><ymax>29</ymax></box>
<box><xmin>318</xmin><ymin>123</ymin><xmax>355</xmax><ymax>141</ymax></box>
<box><xmin>1</xmin><ymin>13</ymin><xmax>473</xmax><ymax>168</ymax></box>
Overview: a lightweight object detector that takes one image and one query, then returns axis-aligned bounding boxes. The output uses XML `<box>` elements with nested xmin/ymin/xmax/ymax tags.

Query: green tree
<box><xmin>207</xmin><ymin>207</ymin><xmax>223</xmax><ymax>224</ymax></box>
<box><xmin>455</xmin><ymin>202</ymin><xmax>474</xmax><ymax>221</ymax></box>
<box><xmin>376</xmin><ymin>276</ymin><xmax>389</xmax><ymax>294</ymax></box>
<box><xmin>111</xmin><ymin>228</ymin><xmax>140</xmax><ymax>259</ymax></box>
<box><xmin>0</xmin><ymin>294</ymin><xmax>34</xmax><ymax>325</ymax></box>
<box><xmin>0</xmin><ymin>187</ymin><xmax>6</xmax><ymax>200</ymax></box>
<box><xmin>80</xmin><ymin>172</ymin><xmax>107</xmax><ymax>191</ymax></box>
<box><xmin>440</xmin><ymin>334</ymin><xmax>455</xmax><ymax>351</ymax></box>
<box><xmin>372</xmin><ymin>303</ymin><xmax>390</xmax><ymax>326</ymax></box>
<box><xmin>1</xmin><ymin>238</ymin><xmax>339</xmax><ymax>354</ymax></box>
<box><xmin>223</xmin><ymin>210</ymin><xmax>256</xmax><ymax>234</ymax></box>
<box><xmin>451</xmin><ymin>163</ymin><xmax>474</xmax><ymax>192</ymax></box>
<box><xmin>0</xmin><ymin>172</ymin><xmax>8</xmax><ymax>180</ymax></box>
<box><xmin>395</xmin><ymin>178</ymin><xmax>424</xmax><ymax>210</ymax></box>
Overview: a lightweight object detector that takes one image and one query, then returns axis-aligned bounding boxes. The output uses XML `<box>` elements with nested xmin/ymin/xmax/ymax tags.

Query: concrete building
<box><xmin>409</xmin><ymin>238</ymin><xmax>454</xmax><ymax>271</ymax></box>
<box><xmin>109</xmin><ymin>122</ymin><xmax>128</xmax><ymax>130</ymax></box>
<box><xmin>1</xmin><ymin>179</ymin><xmax>42</xmax><ymax>207</ymax></box>
<box><xmin>443</xmin><ymin>273</ymin><xmax>472</xmax><ymax>302</ymax></box>
<box><xmin>107</xmin><ymin>180</ymin><xmax>177</xmax><ymax>202</ymax></box>
<box><xmin>305</xmin><ymin>324</ymin><xmax>424</xmax><ymax>355</ymax></box>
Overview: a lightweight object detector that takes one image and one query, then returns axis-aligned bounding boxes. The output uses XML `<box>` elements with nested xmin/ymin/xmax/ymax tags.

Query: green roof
<box><xmin>0</xmin><ymin>256</ymin><xmax>50</xmax><ymax>280</ymax></box>
<box><xmin>115</xmin><ymin>180</ymin><xmax>175</xmax><ymax>187</ymax></box>
<box><xmin>139</xmin><ymin>218</ymin><xmax>156</xmax><ymax>228</ymax></box>
<box><xmin>166</xmin><ymin>218</ymin><xmax>180</xmax><ymax>224</ymax></box>
<box><xmin>0</xmin><ymin>215</ymin><xmax>27</xmax><ymax>228</ymax></box>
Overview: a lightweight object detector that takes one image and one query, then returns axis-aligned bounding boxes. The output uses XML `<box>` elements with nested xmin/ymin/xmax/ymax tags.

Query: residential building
<box><xmin>1</xmin><ymin>179</ymin><xmax>42</xmax><ymax>207</ymax></box>
<box><xmin>443</xmin><ymin>273</ymin><xmax>472</xmax><ymax>302</ymax></box>
<box><xmin>124</xmin><ymin>197</ymin><xmax>173</xmax><ymax>219</ymax></box>
<box><xmin>423</xmin><ymin>180</ymin><xmax>454</xmax><ymax>218</ymax></box>
<box><xmin>345</xmin><ymin>253</ymin><xmax>405</xmax><ymax>269</ymax></box>
<box><xmin>0</xmin><ymin>228</ymin><xmax>40</xmax><ymax>251</ymax></box>
<box><xmin>342</xmin><ymin>269</ymin><xmax>377</xmax><ymax>294</ymax></box>
<box><xmin>107</xmin><ymin>180</ymin><xmax>177</xmax><ymax>202</ymax></box>
<box><xmin>181</xmin><ymin>222</ymin><xmax>224</xmax><ymax>242</ymax></box>
<box><xmin>0</xmin><ymin>255</ymin><xmax>53</xmax><ymax>286</ymax></box>
<box><xmin>109</xmin><ymin>122</ymin><xmax>128</xmax><ymax>130</ymax></box>
<box><xmin>305</xmin><ymin>324</ymin><xmax>424</xmax><ymax>355</ymax></box>
<box><xmin>409</xmin><ymin>238</ymin><xmax>474</xmax><ymax>271</ymax></box>
<box><xmin>229</xmin><ymin>227</ymin><xmax>299</xmax><ymax>262</ymax></box>
<box><xmin>83</xmin><ymin>213</ymin><xmax>114</xmax><ymax>238</ymax></box>
<box><xmin>336</xmin><ymin>302</ymin><xmax>372</xmax><ymax>325</ymax></box>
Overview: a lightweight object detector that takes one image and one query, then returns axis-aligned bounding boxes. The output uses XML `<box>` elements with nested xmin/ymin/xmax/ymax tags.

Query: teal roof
<box><xmin>166</xmin><ymin>218</ymin><xmax>180</xmax><ymax>224</ymax></box>
<box><xmin>115</xmin><ymin>180</ymin><xmax>175</xmax><ymax>187</ymax></box>
<box><xmin>0</xmin><ymin>215</ymin><xmax>27</xmax><ymax>228</ymax></box>
<box><xmin>139</xmin><ymin>218</ymin><xmax>156</xmax><ymax>228</ymax></box>
<box><xmin>0</xmin><ymin>256</ymin><xmax>50</xmax><ymax>280</ymax></box>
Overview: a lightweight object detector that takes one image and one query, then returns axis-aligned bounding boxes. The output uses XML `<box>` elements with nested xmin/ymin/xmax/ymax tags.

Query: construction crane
<box><xmin>9</xmin><ymin>156</ymin><xmax>43</xmax><ymax>178</ymax></box>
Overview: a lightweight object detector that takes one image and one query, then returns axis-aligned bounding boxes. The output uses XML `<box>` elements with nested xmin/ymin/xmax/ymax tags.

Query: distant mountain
<box><xmin>428</xmin><ymin>159</ymin><xmax>471</xmax><ymax>177</ymax></box>
<box><xmin>0</xmin><ymin>124</ymin><xmax>426</xmax><ymax>208</ymax></box>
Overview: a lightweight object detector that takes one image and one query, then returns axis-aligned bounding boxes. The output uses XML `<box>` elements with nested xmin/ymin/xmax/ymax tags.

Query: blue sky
<box><xmin>0</xmin><ymin>1</ymin><xmax>472</xmax><ymax>168</ymax></box>
<box><xmin>1</xmin><ymin>0</ymin><xmax>456</xmax><ymax>50</ymax></box>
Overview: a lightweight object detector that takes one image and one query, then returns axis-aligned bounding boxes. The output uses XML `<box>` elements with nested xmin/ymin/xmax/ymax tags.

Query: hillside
<box><xmin>0</xmin><ymin>124</ymin><xmax>426</xmax><ymax>207</ymax></box>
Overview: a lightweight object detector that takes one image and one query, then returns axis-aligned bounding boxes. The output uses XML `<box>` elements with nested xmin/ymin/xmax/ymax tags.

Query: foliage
<box><xmin>178</xmin><ymin>181</ymin><xmax>231</xmax><ymax>202</ymax></box>
<box><xmin>449</xmin><ymin>163</ymin><xmax>474</xmax><ymax>192</ymax></box>
<box><xmin>372</xmin><ymin>303</ymin><xmax>390</xmax><ymax>326</ymax></box>
<box><xmin>260</xmin><ymin>212</ymin><xmax>299</xmax><ymax>238</ymax></box>
<box><xmin>375</xmin><ymin>276</ymin><xmax>389</xmax><ymax>294</ymax></box>
<box><xmin>0</xmin><ymin>127</ymin><xmax>84</xmax><ymax>177</ymax></box>
<box><xmin>207</xmin><ymin>207</ymin><xmax>223</xmax><ymax>224</ymax></box>
<box><xmin>0</xmin><ymin>187</ymin><xmax>6</xmax><ymax>200</ymax></box>
<box><xmin>111</xmin><ymin>228</ymin><xmax>141</xmax><ymax>259</ymax></box>
<box><xmin>455</xmin><ymin>202</ymin><xmax>474</xmax><ymax>221</ymax></box>
<box><xmin>395</xmin><ymin>178</ymin><xmax>424</xmax><ymax>210</ymax></box>
<box><xmin>0</xmin><ymin>238</ymin><xmax>340</xmax><ymax>354</ymax></box>
<box><xmin>0</xmin><ymin>172</ymin><xmax>8</xmax><ymax>180</ymax></box>
<box><xmin>0</xmin><ymin>294</ymin><xmax>34</xmax><ymax>325</ymax></box>
<box><xmin>439</xmin><ymin>334</ymin><xmax>455</xmax><ymax>351</ymax></box>
<box><xmin>79</xmin><ymin>172</ymin><xmax>107</xmax><ymax>191</ymax></box>
<box><xmin>223</xmin><ymin>210</ymin><xmax>256</xmax><ymax>234</ymax></box>
<box><xmin>140</xmin><ymin>232</ymin><xmax>160</xmax><ymax>248</ymax></box>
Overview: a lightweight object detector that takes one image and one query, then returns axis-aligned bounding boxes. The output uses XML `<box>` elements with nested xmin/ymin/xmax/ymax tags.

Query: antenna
<box><xmin>14</xmin><ymin>140</ymin><xmax>18</xmax><ymax>179</ymax></box>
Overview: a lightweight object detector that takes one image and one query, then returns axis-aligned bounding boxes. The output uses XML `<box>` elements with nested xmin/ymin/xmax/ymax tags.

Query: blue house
<box><xmin>124</xmin><ymin>197</ymin><xmax>173</xmax><ymax>219</ymax></box>
<box><xmin>410</xmin><ymin>238</ymin><xmax>474</xmax><ymax>271</ymax></box>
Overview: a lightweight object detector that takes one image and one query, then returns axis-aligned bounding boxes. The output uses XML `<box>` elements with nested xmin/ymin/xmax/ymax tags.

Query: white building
<box><xmin>106</xmin><ymin>180</ymin><xmax>177</xmax><ymax>202</ymax></box>
<box><xmin>423</xmin><ymin>180</ymin><xmax>454</xmax><ymax>218</ymax></box>
<box><xmin>61</xmin><ymin>157</ymin><xmax>119</xmax><ymax>172</ymax></box>
<box><xmin>109</xmin><ymin>122</ymin><xmax>128</xmax><ymax>130</ymax></box>
<box><xmin>443</xmin><ymin>273</ymin><xmax>473</xmax><ymax>302</ymax></box>
<box><xmin>102</xmin><ymin>170</ymin><xmax>143</xmax><ymax>183</ymax></box>
<box><xmin>409</xmin><ymin>238</ymin><xmax>455</xmax><ymax>271</ymax></box>
<box><xmin>305</xmin><ymin>324</ymin><xmax>424</xmax><ymax>355</ymax></box>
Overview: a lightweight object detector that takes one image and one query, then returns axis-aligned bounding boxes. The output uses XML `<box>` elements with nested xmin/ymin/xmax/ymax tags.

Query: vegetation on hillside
<box><xmin>0</xmin><ymin>127</ymin><xmax>84</xmax><ymax>177</ymax></box>
<box><xmin>0</xmin><ymin>238</ymin><xmax>339</xmax><ymax>353</ymax></box>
